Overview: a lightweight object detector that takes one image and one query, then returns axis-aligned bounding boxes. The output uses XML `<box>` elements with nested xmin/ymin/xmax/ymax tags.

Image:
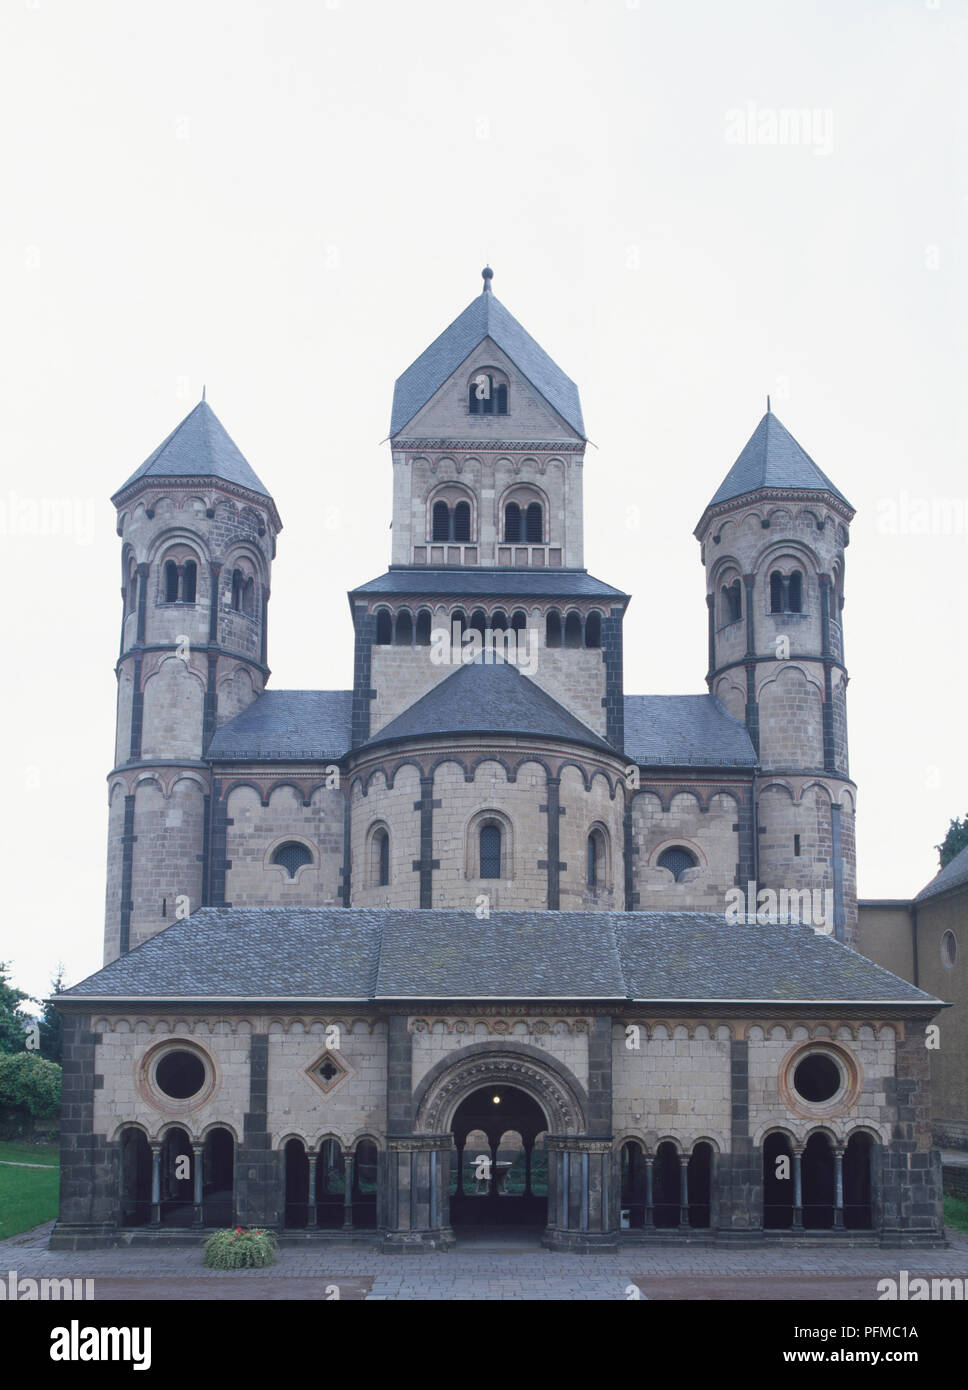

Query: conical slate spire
<box><xmin>112</xmin><ymin>400</ymin><xmax>273</xmax><ymax>501</ymax></box>
<box><xmin>389</xmin><ymin>272</ymin><xmax>585</xmax><ymax>439</ymax></box>
<box><xmin>706</xmin><ymin>410</ymin><xmax>851</xmax><ymax>512</ymax></box>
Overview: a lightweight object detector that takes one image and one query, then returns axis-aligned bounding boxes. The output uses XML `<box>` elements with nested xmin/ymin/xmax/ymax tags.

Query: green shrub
<box><xmin>0</xmin><ymin>1052</ymin><xmax>61</xmax><ymax>1118</ymax></box>
<box><xmin>203</xmin><ymin>1226</ymin><xmax>278</xmax><ymax>1269</ymax></box>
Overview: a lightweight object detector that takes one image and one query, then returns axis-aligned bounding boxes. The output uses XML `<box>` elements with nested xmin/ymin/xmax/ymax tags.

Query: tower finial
<box><xmin>202</xmin><ymin>384</ymin><xmax>206</xmax><ymax>402</ymax></box>
<box><xmin>766</xmin><ymin>393</ymin><xmax>771</xmax><ymax>413</ymax></box>
<box><xmin>482</xmin><ymin>265</ymin><xmax>493</xmax><ymax>292</ymax></box>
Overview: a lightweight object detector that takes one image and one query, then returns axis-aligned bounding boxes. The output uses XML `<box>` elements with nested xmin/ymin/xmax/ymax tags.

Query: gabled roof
<box><xmin>702</xmin><ymin>410</ymin><xmax>852</xmax><ymax>518</ymax></box>
<box><xmin>623</xmin><ymin>695</ymin><xmax>757</xmax><ymax>768</ymax></box>
<box><xmin>207</xmin><ymin>691</ymin><xmax>353</xmax><ymax>762</ymax></box>
<box><xmin>389</xmin><ymin>281</ymin><xmax>585</xmax><ymax>439</ymax></box>
<box><xmin>350</xmin><ymin>569</ymin><xmax>627</xmax><ymax>601</ymax></box>
<box><xmin>59</xmin><ymin>908</ymin><xmax>941</xmax><ymax>1006</ymax></box>
<box><xmin>364</xmin><ymin>660</ymin><xmax>614</xmax><ymax>754</ymax></box>
<box><xmin>915</xmin><ymin>842</ymin><xmax>968</xmax><ymax>904</ymax></box>
<box><xmin>112</xmin><ymin>401</ymin><xmax>274</xmax><ymax>504</ymax></box>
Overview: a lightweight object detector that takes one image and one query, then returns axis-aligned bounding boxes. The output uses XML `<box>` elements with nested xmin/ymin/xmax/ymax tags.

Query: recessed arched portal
<box><xmin>449</xmin><ymin>1084</ymin><xmax>549</xmax><ymax>1228</ymax></box>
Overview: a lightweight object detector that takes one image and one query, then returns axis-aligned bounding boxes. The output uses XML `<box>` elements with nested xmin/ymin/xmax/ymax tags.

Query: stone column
<box><xmin>543</xmin><ymin>1137</ymin><xmax>615</xmax><ymax>1251</ymax></box>
<box><xmin>192</xmin><ymin>1142</ymin><xmax>204</xmax><ymax>1226</ymax></box>
<box><xmin>834</xmin><ymin>1147</ymin><xmax>845</xmax><ymax>1229</ymax></box>
<box><xmin>343</xmin><ymin>1153</ymin><xmax>355</xmax><ymax>1230</ymax></box>
<box><xmin>307</xmin><ymin>1153</ymin><xmax>318</xmax><ymax>1230</ymax></box>
<box><xmin>150</xmin><ymin>1144</ymin><xmax>161</xmax><ymax>1226</ymax></box>
<box><xmin>792</xmin><ymin>1147</ymin><xmax>804</xmax><ymax>1230</ymax></box>
<box><xmin>383</xmin><ymin>1136</ymin><xmax>455</xmax><ymax>1251</ymax></box>
<box><xmin>644</xmin><ymin>1155</ymin><xmax>654</xmax><ymax>1228</ymax></box>
<box><xmin>678</xmin><ymin>1152</ymin><xmax>690</xmax><ymax>1230</ymax></box>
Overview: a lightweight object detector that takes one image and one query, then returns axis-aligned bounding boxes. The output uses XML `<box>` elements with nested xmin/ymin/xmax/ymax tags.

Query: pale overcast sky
<box><xmin>1</xmin><ymin>0</ymin><xmax>965</xmax><ymax>1000</ymax></box>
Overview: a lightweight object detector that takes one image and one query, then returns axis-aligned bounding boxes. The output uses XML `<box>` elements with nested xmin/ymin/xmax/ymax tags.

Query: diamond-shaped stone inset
<box><xmin>307</xmin><ymin>1050</ymin><xmax>348</xmax><ymax>1095</ymax></box>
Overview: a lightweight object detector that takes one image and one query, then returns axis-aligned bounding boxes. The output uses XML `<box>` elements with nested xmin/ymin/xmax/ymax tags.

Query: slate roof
<box><xmin>915</xmin><ymin>842</ymin><xmax>968</xmax><ymax>904</ymax></box>
<box><xmin>350</xmin><ymin>569</ymin><xmax>627</xmax><ymax>600</ymax></box>
<box><xmin>389</xmin><ymin>284</ymin><xmax>585</xmax><ymax>438</ymax></box>
<box><xmin>207</xmin><ymin>691</ymin><xmax>352</xmax><ymax>762</ymax></box>
<box><xmin>703</xmin><ymin>411</ymin><xmax>852</xmax><ymax>516</ymax></box>
<box><xmin>113</xmin><ymin>401</ymin><xmax>274</xmax><ymax>503</ymax></box>
<box><xmin>363</xmin><ymin>661</ymin><xmax>614</xmax><ymax>753</ymax></box>
<box><xmin>624</xmin><ymin>695</ymin><xmax>757</xmax><ymax>768</ymax></box>
<box><xmin>60</xmin><ymin>908</ymin><xmax>941</xmax><ymax>1006</ymax></box>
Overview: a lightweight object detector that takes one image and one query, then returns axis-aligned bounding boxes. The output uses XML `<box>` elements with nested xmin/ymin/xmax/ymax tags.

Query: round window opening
<box><xmin>155</xmin><ymin>1050</ymin><xmax>206</xmax><ymax>1100</ymax></box>
<box><xmin>941</xmin><ymin>931</ymin><xmax>957</xmax><ymax>969</ymax></box>
<box><xmin>792</xmin><ymin>1053</ymin><xmax>841</xmax><ymax>1104</ymax></box>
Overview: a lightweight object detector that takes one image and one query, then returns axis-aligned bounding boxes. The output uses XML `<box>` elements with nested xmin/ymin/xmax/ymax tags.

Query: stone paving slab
<box><xmin>2</xmin><ymin>1224</ymin><xmax>965</xmax><ymax>1301</ymax></box>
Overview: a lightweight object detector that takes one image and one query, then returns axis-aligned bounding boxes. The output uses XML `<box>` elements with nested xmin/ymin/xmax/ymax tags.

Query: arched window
<box><xmin>242</xmin><ymin>575</ymin><xmax>254</xmax><ymax>617</ymax></box>
<box><xmin>491</xmin><ymin>609</ymin><xmax>508</xmax><ymax>631</ymax></box>
<box><xmin>181</xmin><ymin>561</ymin><xmax>197</xmax><ymax>604</ymax></box>
<box><xmin>453</xmin><ymin>501</ymin><xmax>471</xmax><ymax>542</ymax></box>
<box><xmin>564</xmin><ymin>612</ymin><xmax>583</xmax><ymax>648</ymax></box>
<box><xmin>587</xmin><ymin>828</ymin><xmax>607</xmax><ymax>888</ymax></box>
<box><xmin>375</xmin><ymin>609</ymin><xmax>392</xmax><ymax>645</ymax></box>
<box><xmin>394</xmin><ymin>610</ymin><xmax>413</xmax><ymax>645</ymax></box>
<box><xmin>370</xmin><ymin>827</ymin><xmax>390</xmax><ymax>887</ymax></box>
<box><xmin>480</xmin><ymin>823</ymin><xmax>501</xmax><ymax>878</ymax></box>
<box><xmin>546</xmin><ymin>610</ymin><xmax>562</xmax><ymax>647</ymax></box>
<box><xmin>164</xmin><ymin>560</ymin><xmax>179</xmax><ymax>603</ymax></box>
<box><xmin>452</xmin><ymin>609</ymin><xmax>467</xmax><ymax>640</ymax></box>
<box><xmin>722</xmin><ymin>579</ymin><xmax>742</xmax><ymax>624</ymax></box>
<box><xmin>470</xmin><ymin>608</ymin><xmax>487</xmax><ymax>639</ymax></box>
<box><xmin>585</xmin><ymin>612</ymin><xmax>602</xmax><ymax>648</ymax></box>
<box><xmin>504</xmin><ymin>502</ymin><xmax>522</xmax><ymax>542</ymax></box>
<box><xmin>770</xmin><ymin>571</ymin><xmax>784</xmax><ymax>613</ymax></box>
<box><xmin>469</xmin><ymin>372</ymin><xmax>494</xmax><ymax>414</ymax></box>
<box><xmin>271</xmin><ymin>842</ymin><xmax>313</xmax><ymax>878</ymax></box>
<box><xmin>432</xmin><ymin>501</ymin><xmax>450</xmax><ymax>541</ymax></box>
<box><xmin>231</xmin><ymin>568</ymin><xmax>244</xmax><ymax>612</ymax></box>
<box><xmin>525</xmin><ymin>502</ymin><xmax>543</xmax><ymax>542</ymax></box>
<box><xmin>788</xmin><ymin>570</ymin><xmax>803</xmax><ymax>612</ymax></box>
<box><xmin>494</xmin><ymin>383</ymin><xmax>508</xmax><ymax>414</ymax></box>
<box><xmin>510</xmin><ymin>610</ymin><xmax>527</xmax><ymax>633</ymax></box>
<box><xmin>415</xmin><ymin>609</ymin><xmax>432</xmax><ymax>645</ymax></box>
<box><xmin>657</xmin><ymin>846</ymin><xmax>697</xmax><ymax>881</ymax></box>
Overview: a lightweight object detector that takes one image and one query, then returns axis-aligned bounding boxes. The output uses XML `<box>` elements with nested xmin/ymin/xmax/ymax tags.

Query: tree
<box><xmin>0</xmin><ymin>1052</ymin><xmax>61</xmax><ymax>1117</ymax></box>
<box><xmin>936</xmin><ymin>813</ymin><xmax>968</xmax><ymax>870</ymax></box>
<box><xmin>37</xmin><ymin>965</ymin><xmax>66</xmax><ymax>1064</ymax></box>
<box><xmin>0</xmin><ymin>961</ymin><xmax>32</xmax><ymax>1054</ymax></box>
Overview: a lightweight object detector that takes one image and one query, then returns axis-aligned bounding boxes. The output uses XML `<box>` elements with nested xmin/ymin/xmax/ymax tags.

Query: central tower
<box><xmin>349</xmin><ymin>268</ymin><xmax>628</xmax><ymax>751</ymax></box>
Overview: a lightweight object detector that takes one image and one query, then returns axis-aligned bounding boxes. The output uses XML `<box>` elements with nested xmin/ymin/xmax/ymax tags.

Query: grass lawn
<box><xmin>0</xmin><ymin>1140</ymin><xmax>60</xmax><ymax>1240</ymax></box>
<box><xmin>944</xmin><ymin>1195</ymin><xmax>968</xmax><ymax>1235</ymax></box>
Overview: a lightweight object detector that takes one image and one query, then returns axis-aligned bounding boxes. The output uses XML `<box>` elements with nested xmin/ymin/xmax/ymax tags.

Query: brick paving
<box><xmin>1</xmin><ymin>1223</ymin><xmax>965</xmax><ymax>1301</ymax></box>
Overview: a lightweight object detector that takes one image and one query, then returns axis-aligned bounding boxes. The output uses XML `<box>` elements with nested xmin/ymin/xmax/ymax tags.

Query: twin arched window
<box><xmin>230</xmin><ymin>568</ymin><xmax>256</xmax><ymax>617</ymax></box>
<box><xmin>163</xmin><ymin>559</ymin><xmax>197</xmax><ymax>604</ymax></box>
<box><xmin>721</xmin><ymin>578</ymin><xmax>742</xmax><ymax>624</ymax></box>
<box><xmin>769</xmin><ymin>570</ymin><xmax>803</xmax><ymax>614</ymax></box>
<box><xmin>468</xmin><ymin>372</ymin><xmax>508</xmax><ymax>415</ymax></box>
<box><xmin>432</xmin><ymin>500</ymin><xmax>472</xmax><ymax>542</ymax></box>
<box><xmin>504</xmin><ymin>501</ymin><xmax>543</xmax><ymax>543</ymax></box>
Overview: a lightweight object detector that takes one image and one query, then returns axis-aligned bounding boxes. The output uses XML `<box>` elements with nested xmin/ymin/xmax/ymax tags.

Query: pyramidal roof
<box><xmin>363</xmin><ymin>659</ymin><xmax>612</xmax><ymax>753</ymax></box>
<box><xmin>704</xmin><ymin>410</ymin><xmax>852</xmax><ymax>516</ymax></box>
<box><xmin>389</xmin><ymin>271</ymin><xmax>585</xmax><ymax>439</ymax></box>
<box><xmin>915</xmin><ymin>841</ymin><xmax>968</xmax><ymax>905</ymax></box>
<box><xmin>113</xmin><ymin>400</ymin><xmax>273</xmax><ymax>503</ymax></box>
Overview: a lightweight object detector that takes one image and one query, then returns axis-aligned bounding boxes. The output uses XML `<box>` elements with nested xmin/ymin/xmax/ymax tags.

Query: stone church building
<box><xmin>53</xmin><ymin>269</ymin><xmax>946</xmax><ymax>1249</ymax></box>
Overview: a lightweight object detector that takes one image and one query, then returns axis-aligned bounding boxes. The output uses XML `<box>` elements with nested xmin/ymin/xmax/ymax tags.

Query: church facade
<box><xmin>53</xmin><ymin>270</ymin><xmax>945</xmax><ymax>1249</ymax></box>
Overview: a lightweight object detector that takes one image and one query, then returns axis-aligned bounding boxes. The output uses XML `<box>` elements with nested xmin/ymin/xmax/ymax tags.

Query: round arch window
<box><xmin>155</xmin><ymin>1050</ymin><xmax>206</xmax><ymax>1100</ymax></box>
<box><xmin>941</xmin><ymin>930</ymin><xmax>957</xmax><ymax>969</ymax></box>
<box><xmin>792</xmin><ymin>1052</ymin><xmax>842</xmax><ymax>1104</ymax></box>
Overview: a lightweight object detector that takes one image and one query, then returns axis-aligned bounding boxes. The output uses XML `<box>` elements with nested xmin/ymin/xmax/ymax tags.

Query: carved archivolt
<box><xmin>415</xmin><ymin>1048</ymin><xmax>586</xmax><ymax>1134</ymax></box>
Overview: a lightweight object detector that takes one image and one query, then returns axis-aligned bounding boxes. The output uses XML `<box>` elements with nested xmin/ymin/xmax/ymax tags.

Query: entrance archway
<box><xmin>449</xmin><ymin>1085</ymin><xmax>548</xmax><ymax>1228</ymax></box>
